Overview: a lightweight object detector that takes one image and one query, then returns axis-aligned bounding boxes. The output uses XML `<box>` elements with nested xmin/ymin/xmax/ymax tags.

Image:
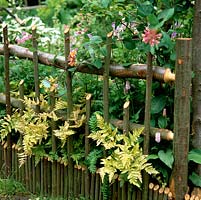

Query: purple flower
<box><xmin>171</xmin><ymin>32</ymin><xmax>177</xmax><ymax>39</ymax></box>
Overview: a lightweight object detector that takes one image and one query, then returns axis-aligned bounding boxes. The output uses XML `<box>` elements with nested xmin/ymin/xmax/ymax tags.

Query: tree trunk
<box><xmin>192</xmin><ymin>0</ymin><xmax>201</xmax><ymax>176</ymax></box>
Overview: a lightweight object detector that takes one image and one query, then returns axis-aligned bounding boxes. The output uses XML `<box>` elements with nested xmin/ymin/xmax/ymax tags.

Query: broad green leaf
<box><xmin>101</xmin><ymin>0</ymin><xmax>112</xmax><ymax>8</ymax></box>
<box><xmin>188</xmin><ymin>149</ymin><xmax>201</xmax><ymax>164</ymax></box>
<box><xmin>158</xmin><ymin>116</ymin><xmax>167</xmax><ymax>129</ymax></box>
<box><xmin>158</xmin><ymin>8</ymin><xmax>175</xmax><ymax>22</ymax></box>
<box><xmin>123</xmin><ymin>38</ymin><xmax>137</xmax><ymax>50</ymax></box>
<box><xmin>137</xmin><ymin>2</ymin><xmax>154</xmax><ymax>17</ymax></box>
<box><xmin>158</xmin><ymin>149</ymin><xmax>173</xmax><ymax>169</ymax></box>
<box><xmin>151</xmin><ymin>96</ymin><xmax>166</xmax><ymax>114</ymax></box>
<box><xmin>148</xmin><ymin>14</ymin><xmax>159</xmax><ymax>28</ymax></box>
<box><xmin>93</xmin><ymin>59</ymin><xmax>102</xmax><ymax>69</ymax></box>
<box><xmin>90</xmin><ymin>36</ymin><xmax>103</xmax><ymax>44</ymax></box>
<box><xmin>189</xmin><ymin>172</ymin><xmax>201</xmax><ymax>187</ymax></box>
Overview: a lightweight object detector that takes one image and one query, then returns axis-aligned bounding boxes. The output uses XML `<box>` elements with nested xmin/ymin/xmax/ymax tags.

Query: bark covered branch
<box><xmin>0</xmin><ymin>44</ymin><xmax>175</xmax><ymax>82</ymax></box>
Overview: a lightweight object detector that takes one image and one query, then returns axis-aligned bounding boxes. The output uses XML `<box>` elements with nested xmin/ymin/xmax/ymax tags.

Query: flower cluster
<box><xmin>142</xmin><ymin>28</ymin><xmax>162</xmax><ymax>46</ymax></box>
<box><xmin>112</xmin><ymin>22</ymin><xmax>127</xmax><ymax>40</ymax></box>
<box><xmin>68</xmin><ymin>49</ymin><xmax>77</xmax><ymax>66</ymax></box>
<box><xmin>16</xmin><ymin>32</ymin><xmax>32</xmax><ymax>44</ymax></box>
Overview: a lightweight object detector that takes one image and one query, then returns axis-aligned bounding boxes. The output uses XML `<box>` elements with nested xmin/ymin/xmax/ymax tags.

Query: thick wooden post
<box><xmin>170</xmin><ymin>38</ymin><xmax>192</xmax><ymax>200</ymax></box>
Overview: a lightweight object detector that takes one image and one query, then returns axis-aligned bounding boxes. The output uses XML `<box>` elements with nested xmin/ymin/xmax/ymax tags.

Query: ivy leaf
<box><xmin>151</xmin><ymin>95</ymin><xmax>166</xmax><ymax>114</ymax></box>
<box><xmin>188</xmin><ymin>149</ymin><xmax>201</xmax><ymax>164</ymax></box>
<box><xmin>158</xmin><ymin>149</ymin><xmax>173</xmax><ymax>169</ymax></box>
<box><xmin>189</xmin><ymin>172</ymin><xmax>201</xmax><ymax>187</ymax></box>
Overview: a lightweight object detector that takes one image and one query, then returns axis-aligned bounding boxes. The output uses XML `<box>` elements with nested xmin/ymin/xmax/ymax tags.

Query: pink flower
<box><xmin>16</xmin><ymin>32</ymin><xmax>32</xmax><ymax>44</ymax></box>
<box><xmin>142</xmin><ymin>28</ymin><xmax>162</xmax><ymax>46</ymax></box>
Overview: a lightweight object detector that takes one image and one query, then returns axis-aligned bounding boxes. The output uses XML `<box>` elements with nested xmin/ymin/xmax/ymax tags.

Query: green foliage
<box><xmin>0</xmin><ymin>0</ymin><xmax>8</xmax><ymax>7</ymax></box>
<box><xmin>189</xmin><ymin>172</ymin><xmax>201</xmax><ymax>187</ymax></box>
<box><xmin>188</xmin><ymin>149</ymin><xmax>201</xmax><ymax>164</ymax></box>
<box><xmin>85</xmin><ymin>149</ymin><xmax>103</xmax><ymax>173</ymax></box>
<box><xmin>101</xmin><ymin>175</ymin><xmax>110</xmax><ymax>200</ymax></box>
<box><xmin>37</xmin><ymin>0</ymin><xmax>82</xmax><ymax>26</ymax></box>
<box><xmin>158</xmin><ymin>149</ymin><xmax>174</xmax><ymax>169</ymax></box>
<box><xmin>89</xmin><ymin>113</ymin><xmax>158</xmax><ymax>188</ymax></box>
<box><xmin>0</xmin><ymin>178</ymin><xmax>27</xmax><ymax>196</ymax></box>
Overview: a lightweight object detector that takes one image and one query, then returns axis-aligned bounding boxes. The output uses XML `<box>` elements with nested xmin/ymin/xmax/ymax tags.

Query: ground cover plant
<box><xmin>0</xmin><ymin>0</ymin><xmax>201</xmax><ymax>198</ymax></box>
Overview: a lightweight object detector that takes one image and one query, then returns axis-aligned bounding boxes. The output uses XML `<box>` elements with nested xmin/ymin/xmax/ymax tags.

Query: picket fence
<box><xmin>0</xmin><ymin>24</ymin><xmax>198</xmax><ymax>200</ymax></box>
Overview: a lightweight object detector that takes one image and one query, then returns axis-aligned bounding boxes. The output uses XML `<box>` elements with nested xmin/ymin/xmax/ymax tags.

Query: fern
<box><xmin>101</xmin><ymin>174</ymin><xmax>110</xmax><ymax>200</ymax></box>
<box><xmin>89</xmin><ymin>113</ymin><xmax>159</xmax><ymax>188</ymax></box>
<box><xmin>85</xmin><ymin>149</ymin><xmax>103</xmax><ymax>174</ymax></box>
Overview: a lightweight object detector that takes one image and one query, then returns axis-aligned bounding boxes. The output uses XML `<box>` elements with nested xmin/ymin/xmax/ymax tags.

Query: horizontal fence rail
<box><xmin>0</xmin><ymin>44</ymin><xmax>175</xmax><ymax>82</ymax></box>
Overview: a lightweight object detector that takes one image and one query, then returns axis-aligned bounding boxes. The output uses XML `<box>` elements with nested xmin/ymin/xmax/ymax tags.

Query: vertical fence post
<box><xmin>64</xmin><ymin>26</ymin><xmax>74</xmax><ymax>198</ymax></box>
<box><xmin>142</xmin><ymin>52</ymin><xmax>153</xmax><ymax>200</ymax></box>
<box><xmin>32</xmin><ymin>25</ymin><xmax>41</xmax><ymax>194</ymax></box>
<box><xmin>32</xmin><ymin>25</ymin><xmax>40</xmax><ymax>113</ymax></box>
<box><xmin>3</xmin><ymin>24</ymin><xmax>12</xmax><ymax>177</ymax></box>
<box><xmin>85</xmin><ymin>93</ymin><xmax>92</xmax><ymax>199</ymax></box>
<box><xmin>123</xmin><ymin>101</ymin><xmax>130</xmax><ymax>135</ymax></box>
<box><xmin>103</xmin><ymin>31</ymin><xmax>113</xmax><ymax>123</ymax></box>
<box><xmin>49</xmin><ymin>89</ymin><xmax>57</xmax><ymax>197</ymax></box>
<box><xmin>102</xmin><ymin>32</ymin><xmax>113</xmax><ymax>200</ymax></box>
<box><xmin>170</xmin><ymin>38</ymin><xmax>192</xmax><ymax>200</ymax></box>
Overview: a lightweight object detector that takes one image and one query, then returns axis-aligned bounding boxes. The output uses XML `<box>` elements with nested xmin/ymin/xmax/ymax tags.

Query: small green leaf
<box><xmin>188</xmin><ymin>149</ymin><xmax>201</xmax><ymax>164</ymax></box>
<box><xmin>147</xmin><ymin>154</ymin><xmax>159</xmax><ymax>160</ymax></box>
<box><xmin>158</xmin><ymin>149</ymin><xmax>173</xmax><ymax>169</ymax></box>
<box><xmin>151</xmin><ymin>96</ymin><xmax>166</xmax><ymax>114</ymax></box>
<box><xmin>189</xmin><ymin>172</ymin><xmax>201</xmax><ymax>187</ymax></box>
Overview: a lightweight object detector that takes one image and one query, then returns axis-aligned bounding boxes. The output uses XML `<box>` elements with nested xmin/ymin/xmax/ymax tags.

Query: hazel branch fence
<box><xmin>0</xmin><ymin>24</ymin><xmax>197</xmax><ymax>200</ymax></box>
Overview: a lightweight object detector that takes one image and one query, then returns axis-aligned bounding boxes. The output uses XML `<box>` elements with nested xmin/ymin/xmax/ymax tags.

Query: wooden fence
<box><xmin>0</xmin><ymin>24</ymin><xmax>197</xmax><ymax>200</ymax></box>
